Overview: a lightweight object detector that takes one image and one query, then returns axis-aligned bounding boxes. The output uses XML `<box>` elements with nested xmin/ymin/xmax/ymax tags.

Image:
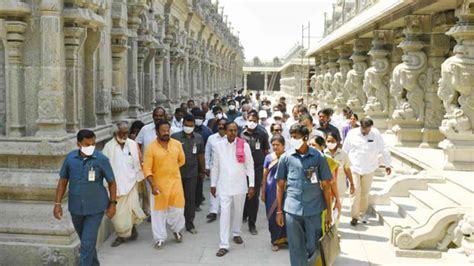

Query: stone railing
<box><xmin>324</xmin><ymin>0</ymin><xmax>380</xmax><ymax>36</ymax></box>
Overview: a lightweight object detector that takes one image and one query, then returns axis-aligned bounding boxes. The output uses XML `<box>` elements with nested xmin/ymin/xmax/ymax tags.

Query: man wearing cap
<box><xmin>258</xmin><ymin>110</ymin><xmax>269</xmax><ymax>128</ymax></box>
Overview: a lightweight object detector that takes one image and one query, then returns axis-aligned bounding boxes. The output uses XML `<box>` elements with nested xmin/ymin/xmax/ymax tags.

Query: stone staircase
<box><xmin>369</xmin><ymin>162</ymin><xmax>473</xmax><ymax>258</ymax></box>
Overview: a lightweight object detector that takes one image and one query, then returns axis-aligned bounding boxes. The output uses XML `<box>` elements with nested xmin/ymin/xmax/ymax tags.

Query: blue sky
<box><xmin>219</xmin><ymin>0</ymin><xmax>333</xmax><ymax>61</ymax></box>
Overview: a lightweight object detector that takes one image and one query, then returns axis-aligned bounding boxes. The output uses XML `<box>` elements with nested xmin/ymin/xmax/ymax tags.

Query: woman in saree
<box><xmin>261</xmin><ymin>134</ymin><xmax>287</xmax><ymax>251</ymax></box>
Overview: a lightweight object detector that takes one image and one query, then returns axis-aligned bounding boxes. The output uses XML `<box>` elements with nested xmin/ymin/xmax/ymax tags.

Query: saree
<box><xmin>264</xmin><ymin>153</ymin><xmax>287</xmax><ymax>245</ymax></box>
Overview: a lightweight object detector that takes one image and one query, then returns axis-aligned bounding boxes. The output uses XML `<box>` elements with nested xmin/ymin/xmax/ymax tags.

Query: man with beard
<box><xmin>143</xmin><ymin>120</ymin><xmax>186</xmax><ymax>249</ymax></box>
<box><xmin>317</xmin><ymin>108</ymin><xmax>342</xmax><ymax>143</ymax></box>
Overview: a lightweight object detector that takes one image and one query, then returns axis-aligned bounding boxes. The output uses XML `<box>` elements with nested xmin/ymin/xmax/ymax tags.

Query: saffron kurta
<box><xmin>143</xmin><ymin>139</ymin><xmax>186</xmax><ymax>211</ymax></box>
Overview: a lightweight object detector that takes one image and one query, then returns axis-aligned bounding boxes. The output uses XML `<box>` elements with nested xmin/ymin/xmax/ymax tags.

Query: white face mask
<box><xmin>289</xmin><ymin>138</ymin><xmax>304</xmax><ymax>150</ymax></box>
<box><xmin>195</xmin><ymin>119</ymin><xmax>203</xmax><ymax>126</ymax></box>
<box><xmin>216</xmin><ymin>113</ymin><xmax>223</xmax><ymax>119</ymax></box>
<box><xmin>326</xmin><ymin>142</ymin><xmax>337</xmax><ymax>150</ymax></box>
<box><xmin>247</xmin><ymin>121</ymin><xmax>258</xmax><ymax>130</ymax></box>
<box><xmin>81</xmin><ymin>145</ymin><xmax>95</xmax><ymax>156</ymax></box>
<box><xmin>183</xmin><ymin>126</ymin><xmax>194</xmax><ymax>134</ymax></box>
<box><xmin>116</xmin><ymin>137</ymin><xmax>127</xmax><ymax>144</ymax></box>
<box><xmin>228</xmin><ymin>105</ymin><xmax>236</xmax><ymax>111</ymax></box>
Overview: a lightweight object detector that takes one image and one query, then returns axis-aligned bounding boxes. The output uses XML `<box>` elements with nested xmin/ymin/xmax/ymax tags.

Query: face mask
<box><xmin>81</xmin><ymin>145</ymin><xmax>95</xmax><ymax>156</ymax></box>
<box><xmin>116</xmin><ymin>137</ymin><xmax>127</xmax><ymax>144</ymax></box>
<box><xmin>195</xmin><ymin>119</ymin><xmax>203</xmax><ymax>126</ymax></box>
<box><xmin>310</xmin><ymin>109</ymin><xmax>317</xmax><ymax>115</ymax></box>
<box><xmin>228</xmin><ymin>105</ymin><xmax>236</xmax><ymax>111</ymax></box>
<box><xmin>247</xmin><ymin>121</ymin><xmax>258</xmax><ymax>130</ymax></box>
<box><xmin>289</xmin><ymin>138</ymin><xmax>304</xmax><ymax>150</ymax></box>
<box><xmin>327</xmin><ymin>142</ymin><xmax>337</xmax><ymax>150</ymax></box>
<box><xmin>183</xmin><ymin>126</ymin><xmax>194</xmax><ymax>134</ymax></box>
<box><xmin>262</xmin><ymin>105</ymin><xmax>269</xmax><ymax>110</ymax></box>
<box><xmin>216</xmin><ymin>113</ymin><xmax>223</xmax><ymax>119</ymax></box>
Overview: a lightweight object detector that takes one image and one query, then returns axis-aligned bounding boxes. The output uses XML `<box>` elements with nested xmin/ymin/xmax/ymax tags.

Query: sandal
<box><xmin>271</xmin><ymin>245</ymin><xmax>280</xmax><ymax>252</ymax></box>
<box><xmin>216</xmin><ymin>248</ymin><xmax>228</xmax><ymax>257</ymax></box>
<box><xmin>233</xmin><ymin>236</ymin><xmax>243</xmax><ymax>244</ymax></box>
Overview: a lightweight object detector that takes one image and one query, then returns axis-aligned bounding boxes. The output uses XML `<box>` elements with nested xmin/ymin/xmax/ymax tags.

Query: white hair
<box><xmin>112</xmin><ymin>121</ymin><xmax>129</xmax><ymax>136</ymax></box>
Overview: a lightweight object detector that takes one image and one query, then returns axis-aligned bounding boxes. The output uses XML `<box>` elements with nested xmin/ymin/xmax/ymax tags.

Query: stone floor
<box><xmin>97</xmin><ymin>179</ymin><xmax>466</xmax><ymax>265</ymax></box>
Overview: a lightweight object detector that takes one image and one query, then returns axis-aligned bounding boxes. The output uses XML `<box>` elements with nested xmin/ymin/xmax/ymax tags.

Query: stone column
<box><xmin>346</xmin><ymin>38</ymin><xmax>371</xmax><ymax>115</ymax></box>
<box><xmin>363</xmin><ymin>30</ymin><xmax>391</xmax><ymax>130</ymax></box>
<box><xmin>243</xmin><ymin>72</ymin><xmax>248</xmax><ymax>90</ymax></box>
<box><xmin>420</xmin><ymin>11</ymin><xmax>454</xmax><ymax>148</ymax></box>
<box><xmin>333</xmin><ymin>44</ymin><xmax>352</xmax><ymax>115</ymax></box>
<box><xmin>127</xmin><ymin>3</ymin><xmax>145</xmax><ymax>118</ymax></box>
<box><xmin>316</xmin><ymin>54</ymin><xmax>328</xmax><ymax>108</ymax></box>
<box><xmin>64</xmin><ymin>27</ymin><xmax>85</xmax><ymax>132</ymax></box>
<box><xmin>323</xmin><ymin>50</ymin><xmax>338</xmax><ymax>109</ymax></box>
<box><xmin>5</xmin><ymin>21</ymin><xmax>27</xmax><ymax>136</ymax></box>
<box><xmin>438</xmin><ymin>1</ymin><xmax>474</xmax><ymax>170</ymax></box>
<box><xmin>264</xmin><ymin>71</ymin><xmax>268</xmax><ymax>94</ymax></box>
<box><xmin>154</xmin><ymin>46</ymin><xmax>169</xmax><ymax>108</ymax></box>
<box><xmin>137</xmin><ymin>45</ymin><xmax>147</xmax><ymax>112</ymax></box>
<box><xmin>390</xmin><ymin>15</ymin><xmax>430</xmax><ymax>146</ymax></box>
<box><xmin>36</xmin><ymin>0</ymin><xmax>66</xmax><ymax>136</ymax></box>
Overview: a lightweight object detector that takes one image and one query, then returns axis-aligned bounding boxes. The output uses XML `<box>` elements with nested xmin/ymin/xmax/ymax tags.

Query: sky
<box><xmin>218</xmin><ymin>0</ymin><xmax>333</xmax><ymax>62</ymax></box>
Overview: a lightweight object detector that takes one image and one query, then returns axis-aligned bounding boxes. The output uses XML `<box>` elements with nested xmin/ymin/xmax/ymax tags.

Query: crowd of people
<box><xmin>53</xmin><ymin>89</ymin><xmax>392</xmax><ymax>266</ymax></box>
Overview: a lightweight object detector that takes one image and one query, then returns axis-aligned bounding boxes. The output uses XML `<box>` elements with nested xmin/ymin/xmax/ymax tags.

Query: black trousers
<box><xmin>182</xmin><ymin>177</ymin><xmax>197</xmax><ymax>230</ymax></box>
<box><xmin>195</xmin><ymin>177</ymin><xmax>204</xmax><ymax>207</ymax></box>
<box><xmin>244</xmin><ymin>164</ymin><xmax>263</xmax><ymax>228</ymax></box>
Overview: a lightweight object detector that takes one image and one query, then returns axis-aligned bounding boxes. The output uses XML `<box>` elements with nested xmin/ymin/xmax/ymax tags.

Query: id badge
<box><xmin>88</xmin><ymin>168</ymin><xmax>96</xmax><ymax>182</ymax></box>
<box><xmin>255</xmin><ymin>140</ymin><xmax>261</xmax><ymax>150</ymax></box>
<box><xmin>192</xmin><ymin>143</ymin><xmax>197</xmax><ymax>154</ymax></box>
<box><xmin>311</xmin><ymin>171</ymin><xmax>319</xmax><ymax>184</ymax></box>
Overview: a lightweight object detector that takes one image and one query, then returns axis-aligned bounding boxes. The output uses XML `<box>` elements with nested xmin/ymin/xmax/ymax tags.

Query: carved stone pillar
<box><xmin>346</xmin><ymin>38</ymin><xmax>371</xmax><ymax>115</ymax></box>
<box><xmin>316</xmin><ymin>54</ymin><xmax>328</xmax><ymax>108</ymax></box>
<box><xmin>323</xmin><ymin>50</ymin><xmax>338</xmax><ymax>109</ymax></box>
<box><xmin>363</xmin><ymin>30</ymin><xmax>391</xmax><ymax>130</ymax></box>
<box><xmin>5</xmin><ymin>21</ymin><xmax>27</xmax><ymax>136</ymax></box>
<box><xmin>438</xmin><ymin>1</ymin><xmax>474</xmax><ymax>170</ymax></box>
<box><xmin>36</xmin><ymin>0</ymin><xmax>66</xmax><ymax>136</ymax></box>
<box><xmin>420</xmin><ymin>12</ymin><xmax>454</xmax><ymax>148</ymax></box>
<box><xmin>243</xmin><ymin>72</ymin><xmax>248</xmax><ymax>90</ymax></box>
<box><xmin>64</xmin><ymin>27</ymin><xmax>86</xmax><ymax>132</ymax></box>
<box><xmin>390</xmin><ymin>15</ymin><xmax>430</xmax><ymax>146</ymax></box>
<box><xmin>137</xmin><ymin>45</ymin><xmax>147</xmax><ymax>112</ymax></box>
<box><xmin>127</xmin><ymin>2</ymin><xmax>146</xmax><ymax>118</ymax></box>
<box><xmin>333</xmin><ymin>44</ymin><xmax>352</xmax><ymax>114</ymax></box>
<box><xmin>264</xmin><ymin>71</ymin><xmax>268</xmax><ymax>94</ymax></box>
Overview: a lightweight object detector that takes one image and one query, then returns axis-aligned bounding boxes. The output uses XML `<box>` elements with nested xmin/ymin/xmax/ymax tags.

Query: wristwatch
<box><xmin>109</xmin><ymin>200</ymin><xmax>118</xmax><ymax>205</ymax></box>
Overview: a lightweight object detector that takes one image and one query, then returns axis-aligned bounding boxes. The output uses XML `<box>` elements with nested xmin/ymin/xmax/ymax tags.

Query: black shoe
<box><xmin>129</xmin><ymin>225</ymin><xmax>138</xmax><ymax>241</ymax></box>
<box><xmin>242</xmin><ymin>217</ymin><xmax>248</xmax><ymax>223</ymax></box>
<box><xmin>249</xmin><ymin>226</ymin><xmax>258</xmax><ymax>235</ymax></box>
<box><xmin>173</xmin><ymin>232</ymin><xmax>183</xmax><ymax>243</ymax></box>
<box><xmin>187</xmin><ymin>228</ymin><xmax>198</xmax><ymax>234</ymax></box>
<box><xmin>145</xmin><ymin>216</ymin><xmax>151</xmax><ymax>223</ymax></box>
<box><xmin>350</xmin><ymin>218</ymin><xmax>358</xmax><ymax>226</ymax></box>
<box><xmin>196</xmin><ymin>206</ymin><xmax>202</xmax><ymax>212</ymax></box>
<box><xmin>207</xmin><ymin>213</ymin><xmax>217</xmax><ymax>222</ymax></box>
<box><xmin>111</xmin><ymin>237</ymin><xmax>126</xmax><ymax>247</ymax></box>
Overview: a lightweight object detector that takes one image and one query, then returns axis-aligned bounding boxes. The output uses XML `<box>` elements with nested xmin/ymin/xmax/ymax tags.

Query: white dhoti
<box><xmin>111</xmin><ymin>185</ymin><xmax>146</xmax><ymax>238</ymax></box>
<box><xmin>149</xmin><ymin>191</ymin><xmax>185</xmax><ymax>242</ymax></box>
<box><xmin>219</xmin><ymin>193</ymin><xmax>246</xmax><ymax>249</ymax></box>
<box><xmin>209</xmin><ymin>192</ymin><xmax>220</xmax><ymax>214</ymax></box>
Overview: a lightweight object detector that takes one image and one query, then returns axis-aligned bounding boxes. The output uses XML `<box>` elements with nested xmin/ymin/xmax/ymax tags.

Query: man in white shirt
<box><xmin>171</xmin><ymin>108</ymin><xmax>185</xmax><ymax>135</ymax></box>
<box><xmin>210</xmin><ymin>122</ymin><xmax>255</xmax><ymax>257</ymax></box>
<box><xmin>234</xmin><ymin>103</ymin><xmax>251</xmax><ymax>129</ymax></box>
<box><xmin>342</xmin><ymin>118</ymin><xmax>391</xmax><ymax>226</ymax></box>
<box><xmin>103</xmin><ymin>122</ymin><xmax>146</xmax><ymax>247</ymax></box>
<box><xmin>204</xmin><ymin>118</ymin><xmax>228</xmax><ymax>222</ymax></box>
<box><xmin>136</xmin><ymin>107</ymin><xmax>167</xmax><ymax>151</ymax></box>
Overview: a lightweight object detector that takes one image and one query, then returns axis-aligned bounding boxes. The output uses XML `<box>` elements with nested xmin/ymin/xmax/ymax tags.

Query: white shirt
<box><xmin>210</xmin><ymin>140</ymin><xmax>255</xmax><ymax>196</ymax></box>
<box><xmin>285</xmin><ymin>117</ymin><xmax>298</xmax><ymax>128</ymax></box>
<box><xmin>234</xmin><ymin>116</ymin><xmax>247</xmax><ymax>128</ymax></box>
<box><xmin>135</xmin><ymin>123</ymin><xmax>156</xmax><ymax>150</ymax></box>
<box><xmin>112</xmin><ymin>144</ymin><xmax>137</xmax><ymax>196</ymax></box>
<box><xmin>342</xmin><ymin>127</ymin><xmax>391</xmax><ymax>175</ymax></box>
<box><xmin>205</xmin><ymin>110</ymin><xmax>214</xmax><ymax>121</ymax></box>
<box><xmin>205</xmin><ymin>133</ymin><xmax>227</xmax><ymax>170</ymax></box>
<box><xmin>171</xmin><ymin>117</ymin><xmax>182</xmax><ymax>135</ymax></box>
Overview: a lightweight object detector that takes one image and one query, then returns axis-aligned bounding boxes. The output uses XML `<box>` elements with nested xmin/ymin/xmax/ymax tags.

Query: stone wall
<box><xmin>0</xmin><ymin>0</ymin><xmax>243</xmax><ymax>264</ymax></box>
<box><xmin>307</xmin><ymin>0</ymin><xmax>474</xmax><ymax>171</ymax></box>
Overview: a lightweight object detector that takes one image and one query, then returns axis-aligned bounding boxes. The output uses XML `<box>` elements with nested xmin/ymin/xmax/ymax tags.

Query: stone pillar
<box><xmin>243</xmin><ymin>72</ymin><xmax>248</xmax><ymax>90</ymax></box>
<box><xmin>36</xmin><ymin>0</ymin><xmax>66</xmax><ymax>136</ymax></box>
<box><xmin>390</xmin><ymin>15</ymin><xmax>430</xmax><ymax>146</ymax></box>
<box><xmin>420</xmin><ymin>11</ymin><xmax>454</xmax><ymax>148</ymax></box>
<box><xmin>5</xmin><ymin>21</ymin><xmax>27</xmax><ymax>136</ymax></box>
<box><xmin>154</xmin><ymin>46</ymin><xmax>169</xmax><ymax>108</ymax></box>
<box><xmin>264</xmin><ymin>71</ymin><xmax>268</xmax><ymax>94</ymax></box>
<box><xmin>346</xmin><ymin>38</ymin><xmax>371</xmax><ymax>115</ymax></box>
<box><xmin>316</xmin><ymin>54</ymin><xmax>328</xmax><ymax>108</ymax></box>
<box><xmin>363</xmin><ymin>30</ymin><xmax>391</xmax><ymax>130</ymax></box>
<box><xmin>127</xmin><ymin>3</ymin><xmax>145</xmax><ymax>118</ymax></box>
<box><xmin>333</xmin><ymin>44</ymin><xmax>352</xmax><ymax>115</ymax></box>
<box><xmin>438</xmin><ymin>1</ymin><xmax>474</xmax><ymax>170</ymax></box>
<box><xmin>64</xmin><ymin>27</ymin><xmax>85</xmax><ymax>132</ymax></box>
<box><xmin>323</xmin><ymin>50</ymin><xmax>338</xmax><ymax>109</ymax></box>
<box><xmin>110</xmin><ymin>34</ymin><xmax>130</xmax><ymax>121</ymax></box>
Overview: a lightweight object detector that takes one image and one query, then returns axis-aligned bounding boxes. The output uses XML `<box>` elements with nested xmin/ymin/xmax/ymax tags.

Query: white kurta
<box><xmin>205</xmin><ymin>133</ymin><xmax>227</xmax><ymax>214</ymax></box>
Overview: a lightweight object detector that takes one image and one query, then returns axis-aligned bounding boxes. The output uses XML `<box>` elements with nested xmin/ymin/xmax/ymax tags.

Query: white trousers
<box><xmin>219</xmin><ymin>193</ymin><xmax>246</xmax><ymax>249</ymax></box>
<box><xmin>209</xmin><ymin>192</ymin><xmax>220</xmax><ymax>214</ymax></box>
<box><xmin>149</xmin><ymin>192</ymin><xmax>185</xmax><ymax>242</ymax></box>
<box><xmin>350</xmin><ymin>172</ymin><xmax>375</xmax><ymax>219</ymax></box>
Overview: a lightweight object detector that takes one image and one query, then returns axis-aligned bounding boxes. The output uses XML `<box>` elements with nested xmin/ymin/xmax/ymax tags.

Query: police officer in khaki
<box><xmin>53</xmin><ymin>129</ymin><xmax>117</xmax><ymax>266</ymax></box>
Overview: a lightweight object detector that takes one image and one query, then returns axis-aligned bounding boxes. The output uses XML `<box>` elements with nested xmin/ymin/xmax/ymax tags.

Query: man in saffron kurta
<box><xmin>143</xmin><ymin>120</ymin><xmax>186</xmax><ymax>249</ymax></box>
